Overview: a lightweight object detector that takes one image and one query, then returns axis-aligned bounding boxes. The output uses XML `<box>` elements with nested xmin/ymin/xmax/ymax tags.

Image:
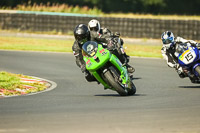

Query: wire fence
<box><xmin>0</xmin><ymin>12</ymin><xmax>200</xmax><ymax>40</ymax></box>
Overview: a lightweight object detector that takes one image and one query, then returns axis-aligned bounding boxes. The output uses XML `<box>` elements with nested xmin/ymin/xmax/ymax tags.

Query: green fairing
<box><xmin>109</xmin><ymin>54</ymin><xmax>128</xmax><ymax>85</ymax></box>
<box><xmin>84</xmin><ymin>45</ymin><xmax>110</xmax><ymax>71</ymax></box>
<box><xmin>83</xmin><ymin>44</ymin><xmax>129</xmax><ymax>90</ymax></box>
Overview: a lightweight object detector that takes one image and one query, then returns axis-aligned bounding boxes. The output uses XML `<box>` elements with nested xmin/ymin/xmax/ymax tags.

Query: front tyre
<box><xmin>195</xmin><ymin>66</ymin><xmax>200</xmax><ymax>77</ymax></box>
<box><xmin>104</xmin><ymin>70</ymin><xmax>127</xmax><ymax>96</ymax></box>
<box><xmin>127</xmin><ymin>81</ymin><xmax>136</xmax><ymax>95</ymax></box>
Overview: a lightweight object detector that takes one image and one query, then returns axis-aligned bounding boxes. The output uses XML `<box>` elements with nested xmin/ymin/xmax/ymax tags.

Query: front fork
<box><xmin>109</xmin><ymin>54</ymin><xmax>129</xmax><ymax>85</ymax></box>
<box><xmin>182</xmin><ymin>63</ymin><xmax>200</xmax><ymax>79</ymax></box>
<box><xmin>193</xmin><ymin>63</ymin><xmax>200</xmax><ymax>77</ymax></box>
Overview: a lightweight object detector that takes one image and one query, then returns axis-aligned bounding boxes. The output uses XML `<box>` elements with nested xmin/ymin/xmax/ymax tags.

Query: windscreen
<box><xmin>82</xmin><ymin>41</ymin><xmax>98</xmax><ymax>57</ymax></box>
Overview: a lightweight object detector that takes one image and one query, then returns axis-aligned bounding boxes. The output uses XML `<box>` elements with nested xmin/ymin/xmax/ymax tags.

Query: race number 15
<box><xmin>185</xmin><ymin>52</ymin><xmax>193</xmax><ymax>61</ymax></box>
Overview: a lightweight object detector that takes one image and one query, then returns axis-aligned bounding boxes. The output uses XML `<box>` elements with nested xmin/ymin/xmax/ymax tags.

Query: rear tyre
<box><xmin>104</xmin><ymin>70</ymin><xmax>127</xmax><ymax>96</ymax></box>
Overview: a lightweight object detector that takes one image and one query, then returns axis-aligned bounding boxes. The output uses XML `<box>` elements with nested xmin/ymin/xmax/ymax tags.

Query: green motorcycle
<box><xmin>82</xmin><ymin>41</ymin><xmax>136</xmax><ymax>96</ymax></box>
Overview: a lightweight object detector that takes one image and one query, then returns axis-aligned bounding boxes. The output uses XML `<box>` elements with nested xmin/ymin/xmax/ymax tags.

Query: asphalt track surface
<box><xmin>0</xmin><ymin>50</ymin><xmax>200</xmax><ymax>133</ymax></box>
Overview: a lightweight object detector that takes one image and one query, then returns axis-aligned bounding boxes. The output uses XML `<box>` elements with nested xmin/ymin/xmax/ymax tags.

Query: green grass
<box><xmin>0</xmin><ymin>36</ymin><xmax>73</xmax><ymax>52</ymax></box>
<box><xmin>0</xmin><ymin>71</ymin><xmax>21</xmax><ymax>90</ymax></box>
<box><xmin>124</xmin><ymin>44</ymin><xmax>162</xmax><ymax>58</ymax></box>
<box><xmin>0</xmin><ymin>36</ymin><xmax>162</xmax><ymax>58</ymax></box>
<box><xmin>0</xmin><ymin>71</ymin><xmax>48</xmax><ymax>96</ymax></box>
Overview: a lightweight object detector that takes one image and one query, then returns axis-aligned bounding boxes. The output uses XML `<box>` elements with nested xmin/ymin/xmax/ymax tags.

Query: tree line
<box><xmin>1</xmin><ymin>0</ymin><xmax>200</xmax><ymax>15</ymax></box>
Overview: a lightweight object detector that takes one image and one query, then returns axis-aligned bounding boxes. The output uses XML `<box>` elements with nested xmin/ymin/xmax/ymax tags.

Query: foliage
<box><xmin>1</xmin><ymin>2</ymin><xmax>102</xmax><ymax>15</ymax></box>
<box><xmin>0</xmin><ymin>0</ymin><xmax>200</xmax><ymax>15</ymax></box>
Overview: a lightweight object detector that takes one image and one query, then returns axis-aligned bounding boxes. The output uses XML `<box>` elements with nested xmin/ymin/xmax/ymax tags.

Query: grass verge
<box><xmin>0</xmin><ymin>36</ymin><xmax>162</xmax><ymax>58</ymax></box>
<box><xmin>0</xmin><ymin>71</ymin><xmax>49</xmax><ymax>97</ymax></box>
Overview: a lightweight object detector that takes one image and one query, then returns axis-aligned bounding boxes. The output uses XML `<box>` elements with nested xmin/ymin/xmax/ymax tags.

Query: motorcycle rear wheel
<box><xmin>104</xmin><ymin>70</ymin><xmax>127</xmax><ymax>96</ymax></box>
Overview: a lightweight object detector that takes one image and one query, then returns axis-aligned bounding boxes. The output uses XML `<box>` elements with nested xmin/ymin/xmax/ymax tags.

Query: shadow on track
<box><xmin>179</xmin><ymin>85</ymin><xmax>200</xmax><ymax>89</ymax></box>
<box><xmin>95</xmin><ymin>94</ymin><xmax>146</xmax><ymax>97</ymax></box>
<box><xmin>94</xmin><ymin>77</ymin><xmax>143</xmax><ymax>97</ymax></box>
<box><xmin>132</xmin><ymin>77</ymin><xmax>142</xmax><ymax>80</ymax></box>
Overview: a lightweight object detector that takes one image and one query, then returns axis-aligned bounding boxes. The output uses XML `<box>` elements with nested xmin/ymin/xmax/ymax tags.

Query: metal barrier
<box><xmin>0</xmin><ymin>11</ymin><xmax>200</xmax><ymax>40</ymax></box>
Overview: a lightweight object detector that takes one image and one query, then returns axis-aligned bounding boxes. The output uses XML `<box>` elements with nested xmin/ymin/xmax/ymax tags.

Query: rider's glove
<box><xmin>195</xmin><ymin>43</ymin><xmax>200</xmax><ymax>49</ymax></box>
<box><xmin>189</xmin><ymin>40</ymin><xmax>197</xmax><ymax>44</ymax></box>
<box><xmin>114</xmin><ymin>32</ymin><xmax>120</xmax><ymax>37</ymax></box>
<box><xmin>107</xmin><ymin>40</ymin><xmax>115</xmax><ymax>50</ymax></box>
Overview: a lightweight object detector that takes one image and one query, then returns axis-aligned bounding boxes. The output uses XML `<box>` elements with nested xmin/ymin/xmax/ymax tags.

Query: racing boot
<box><xmin>126</xmin><ymin>63</ymin><xmax>135</xmax><ymax>73</ymax></box>
<box><xmin>123</xmin><ymin>54</ymin><xmax>135</xmax><ymax>73</ymax></box>
<box><xmin>178</xmin><ymin>72</ymin><xmax>186</xmax><ymax>78</ymax></box>
<box><xmin>114</xmin><ymin>51</ymin><xmax>135</xmax><ymax>73</ymax></box>
<box><xmin>187</xmin><ymin>71</ymin><xmax>200</xmax><ymax>83</ymax></box>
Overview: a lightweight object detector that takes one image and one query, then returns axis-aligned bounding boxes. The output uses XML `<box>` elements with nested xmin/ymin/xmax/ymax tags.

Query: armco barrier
<box><xmin>0</xmin><ymin>11</ymin><xmax>200</xmax><ymax>40</ymax></box>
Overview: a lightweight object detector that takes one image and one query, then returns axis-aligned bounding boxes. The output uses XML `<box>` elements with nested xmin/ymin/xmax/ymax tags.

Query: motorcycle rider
<box><xmin>88</xmin><ymin>19</ymin><xmax>112</xmax><ymax>41</ymax></box>
<box><xmin>88</xmin><ymin>19</ymin><xmax>135</xmax><ymax>73</ymax></box>
<box><xmin>72</xmin><ymin>24</ymin><xmax>97</xmax><ymax>82</ymax></box>
<box><xmin>72</xmin><ymin>24</ymin><xmax>134</xmax><ymax>83</ymax></box>
<box><xmin>161</xmin><ymin>31</ymin><xmax>200</xmax><ymax>83</ymax></box>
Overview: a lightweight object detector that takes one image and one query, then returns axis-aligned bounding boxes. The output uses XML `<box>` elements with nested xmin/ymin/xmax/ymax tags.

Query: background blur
<box><xmin>1</xmin><ymin>0</ymin><xmax>200</xmax><ymax>15</ymax></box>
<box><xmin>0</xmin><ymin>0</ymin><xmax>200</xmax><ymax>40</ymax></box>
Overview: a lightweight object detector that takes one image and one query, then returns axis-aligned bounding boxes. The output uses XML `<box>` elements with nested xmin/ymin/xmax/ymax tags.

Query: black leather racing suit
<box><xmin>90</xmin><ymin>28</ymin><xmax>129</xmax><ymax>64</ymax></box>
<box><xmin>72</xmin><ymin>35</ymin><xmax>111</xmax><ymax>82</ymax></box>
<box><xmin>72</xmin><ymin>28</ymin><xmax>129</xmax><ymax>82</ymax></box>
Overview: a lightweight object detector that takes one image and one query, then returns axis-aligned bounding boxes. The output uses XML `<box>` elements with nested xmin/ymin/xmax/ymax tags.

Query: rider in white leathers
<box><xmin>161</xmin><ymin>31</ymin><xmax>200</xmax><ymax>83</ymax></box>
<box><xmin>88</xmin><ymin>19</ymin><xmax>135</xmax><ymax>73</ymax></box>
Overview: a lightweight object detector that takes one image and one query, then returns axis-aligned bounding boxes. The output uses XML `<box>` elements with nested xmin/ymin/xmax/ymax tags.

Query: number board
<box><xmin>179</xmin><ymin>48</ymin><xmax>196</xmax><ymax>65</ymax></box>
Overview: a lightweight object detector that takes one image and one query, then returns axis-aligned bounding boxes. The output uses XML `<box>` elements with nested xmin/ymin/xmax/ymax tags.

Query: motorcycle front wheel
<box><xmin>104</xmin><ymin>70</ymin><xmax>128</xmax><ymax>96</ymax></box>
<box><xmin>127</xmin><ymin>81</ymin><xmax>136</xmax><ymax>95</ymax></box>
<box><xmin>195</xmin><ymin>66</ymin><xmax>200</xmax><ymax>77</ymax></box>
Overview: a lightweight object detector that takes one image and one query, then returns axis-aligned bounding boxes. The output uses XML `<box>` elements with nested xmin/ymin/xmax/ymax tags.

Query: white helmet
<box><xmin>161</xmin><ymin>31</ymin><xmax>175</xmax><ymax>49</ymax></box>
<box><xmin>88</xmin><ymin>19</ymin><xmax>101</xmax><ymax>32</ymax></box>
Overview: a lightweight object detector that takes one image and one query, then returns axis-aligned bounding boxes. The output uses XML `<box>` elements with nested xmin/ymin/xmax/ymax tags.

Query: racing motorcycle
<box><xmin>177</xmin><ymin>43</ymin><xmax>200</xmax><ymax>81</ymax></box>
<box><xmin>82</xmin><ymin>41</ymin><xmax>136</xmax><ymax>96</ymax></box>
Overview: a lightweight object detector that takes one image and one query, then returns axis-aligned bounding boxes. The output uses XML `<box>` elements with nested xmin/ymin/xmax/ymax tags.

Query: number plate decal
<box><xmin>179</xmin><ymin>48</ymin><xmax>196</xmax><ymax>64</ymax></box>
